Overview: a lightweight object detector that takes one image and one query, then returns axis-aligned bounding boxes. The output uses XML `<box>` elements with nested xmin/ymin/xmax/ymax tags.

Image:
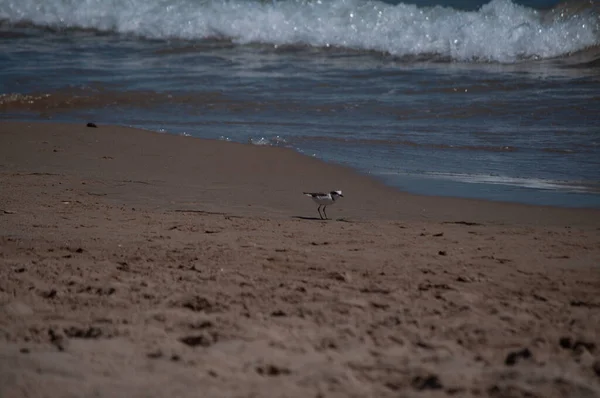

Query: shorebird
<box><xmin>303</xmin><ymin>190</ymin><xmax>343</xmax><ymax>220</ymax></box>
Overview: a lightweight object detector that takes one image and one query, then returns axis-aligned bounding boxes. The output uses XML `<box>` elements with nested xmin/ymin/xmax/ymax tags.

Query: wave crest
<box><xmin>1</xmin><ymin>0</ymin><xmax>599</xmax><ymax>63</ymax></box>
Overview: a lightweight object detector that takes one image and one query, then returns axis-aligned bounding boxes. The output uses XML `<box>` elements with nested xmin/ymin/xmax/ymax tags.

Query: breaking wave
<box><xmin>1</xmin><ymin>0</ymin><xmax>599</xmax><ymax>63</ymax></box>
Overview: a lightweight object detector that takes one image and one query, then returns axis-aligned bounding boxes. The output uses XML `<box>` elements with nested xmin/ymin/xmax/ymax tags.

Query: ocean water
<box><xmin>1</xmin><ymin>0</ymin><xmax>599</xmax><ymax>208</ymax></box>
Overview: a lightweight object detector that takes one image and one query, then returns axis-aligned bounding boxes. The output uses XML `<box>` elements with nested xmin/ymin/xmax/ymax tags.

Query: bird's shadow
<box><xmin>292</xmin><ymin>216</ymin><xmax>324</xmax><ymax>221</ymax></box>
<box><xmin>292</xmin><ymin>216</ymin><xmax>353</xmax><ymax>222</ymax></box>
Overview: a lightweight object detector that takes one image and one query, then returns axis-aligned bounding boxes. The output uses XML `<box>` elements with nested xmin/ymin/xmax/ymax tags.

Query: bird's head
<box><xmin>331</xmin><ymin>190</ymin><xmax>343</xmax><ymax>198</ymax></box>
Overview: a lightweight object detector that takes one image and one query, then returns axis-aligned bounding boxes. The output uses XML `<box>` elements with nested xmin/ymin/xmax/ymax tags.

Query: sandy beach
<box><xmin>1</xmin><ymin>121</ymin><xmax>599</xmax><ymax>398</ymax></box>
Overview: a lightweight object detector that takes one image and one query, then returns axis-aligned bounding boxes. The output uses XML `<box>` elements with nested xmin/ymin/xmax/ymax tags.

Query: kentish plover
<box><xmin>303</xmin><ymin>190</ymin><xmax>344</xmax><ymax>220</ymax></box>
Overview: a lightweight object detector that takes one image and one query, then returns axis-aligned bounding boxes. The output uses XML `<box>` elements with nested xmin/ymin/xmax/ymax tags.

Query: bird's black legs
<box><xmin>323</xmin><ymin>206</ymin><xmax>328</xmax><ymax>220</ymax></box>
<box><xmin>317</xmin><ymin>205</ymin><xmax>324</xmax><ymax>220</ymax></box>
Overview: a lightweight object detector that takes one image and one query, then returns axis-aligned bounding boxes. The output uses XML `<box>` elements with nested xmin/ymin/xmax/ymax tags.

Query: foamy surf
<box><xmin>1</xmin><ymin>0</ymin><xmax>598</xmax><ymax>63</ymax></box>
<box><xmin>383</xmin><ymin>171</ymin><xmax>600</xmax><ymax>194</ymax></box>
<box><xmin>249</xmin><ymin>136</ymin><xmax>288</xmax><ymax>146</ymax></box>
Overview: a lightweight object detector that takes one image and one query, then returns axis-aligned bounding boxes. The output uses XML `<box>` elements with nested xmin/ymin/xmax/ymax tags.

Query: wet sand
<box><xmin>1</xmin><ymin>121</ymin><xmax>599</xmax><ymax>398</ymax></box>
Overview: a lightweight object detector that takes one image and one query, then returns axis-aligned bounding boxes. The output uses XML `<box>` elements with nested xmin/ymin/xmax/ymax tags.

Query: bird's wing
<box><xmin>304</xmin><ymin>192</ymin><xmax>326</xmax><ymax>197</ymax></box>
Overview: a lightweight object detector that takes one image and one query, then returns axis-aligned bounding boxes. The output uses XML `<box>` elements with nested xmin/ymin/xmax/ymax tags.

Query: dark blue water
<box><xmin>1</xmin><ymin>0</ymin><xmax>599</xmax><ymax>207</ymax></box>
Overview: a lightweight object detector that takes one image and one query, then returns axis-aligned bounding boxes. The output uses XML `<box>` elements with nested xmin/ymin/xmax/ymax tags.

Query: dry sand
<box><xmin>1</xmin><ymin>121</ymin><xmax>599</xmax><ymax>398</ymax></box>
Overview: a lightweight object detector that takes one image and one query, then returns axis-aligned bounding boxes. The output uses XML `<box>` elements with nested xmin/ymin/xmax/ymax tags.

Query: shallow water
<box><xmin>1</xmin><ymin>0</ymin><xmax>599</xmax><ymax>207</ymax></box>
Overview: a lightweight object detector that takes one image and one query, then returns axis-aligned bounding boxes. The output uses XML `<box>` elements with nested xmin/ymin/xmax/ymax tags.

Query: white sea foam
<box><xmin>1</xmin><ymin>0</ymin><xmax>598</xmax><ymax>62</ymax></box>
<box><xmin>413</xmin><ymin>171</ymin><xmax>600</xmax><ymax>193</ymax></box>
<box><xmin>248</xmin><ymin>135</ymin><xmax>287</xmax><ymax>146</ymax></box>
<box><xmin>249</xmin><ymin>137</ymin><xmax>272</xmax><ymax>146</ymax></box>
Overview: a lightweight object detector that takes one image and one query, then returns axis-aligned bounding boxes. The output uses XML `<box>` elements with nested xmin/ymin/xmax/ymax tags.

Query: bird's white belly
<box><xmin>313</xmin><ymin>197</ymin><xmax>334</xmax><ymax>206</ymax></box>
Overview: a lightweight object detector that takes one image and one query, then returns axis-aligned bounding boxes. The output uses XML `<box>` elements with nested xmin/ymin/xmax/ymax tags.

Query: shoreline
<box><xmin>1</xmin><ymin>120</ymin><xmax>599</xmax><ymax>227</ymax></box>
<box><xmin>1</xmin><ymin>121</ymin><xmax>600</xmax><ymax>397</ymax></box>
<box><xmin>5</xmin><ymin>117</ymin><xmax>600</xmax><ymax>211</ymax></box>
